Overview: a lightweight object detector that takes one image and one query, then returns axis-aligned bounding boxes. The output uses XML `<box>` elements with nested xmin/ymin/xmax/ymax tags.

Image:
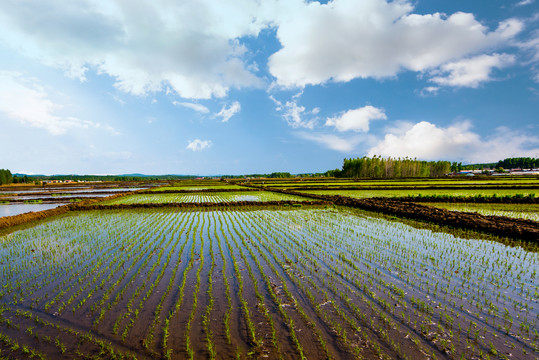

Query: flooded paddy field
<box><xmin>0</xmin><ymin>203</ymin><xmax>69</xmax><ymax>218</ymax></box>
<box><xmin>302</xmin><ymin>188</ymin><xmax>539</xmax><ymax>199</ymax></box>
<box><xmin>101</xmin><ymin>191</ymin><xmax>310</xmax><ymax>204</ymax></box>
<box><xmin>0</xmin><ymin>183</ymin><xmax>156</xmax><ymax>218</ymax></box>
<box><xmin>150</xmin><ymin>184</ymin><xmax>248</xmax><ymax>191</ymax></box>
<box><xmin>427</xmin><ymin>203</ymin><xmax>539</xmax><ymax>222</ymax></box>
<box><xmin>0</xmin><ymin>207</ymin><xmax>537</xmax><ymax>359</ymax></box>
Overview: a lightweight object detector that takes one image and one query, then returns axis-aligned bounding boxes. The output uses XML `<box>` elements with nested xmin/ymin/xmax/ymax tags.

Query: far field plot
<box><xmin>427</xmin><ymin>203</ymin><xmax>539</xmax><ymax>222</ymax></box>
<box><xmin>102</xmin><ymin>191</ymin><xmax>310</xmax><ymax>204</ymax></box>
<box><xmin>303</xmin><ymin>188</ymin><xmax>539</xmax><ymax>198</ymax></box>
<box><xmin>0</xmin><ymin>207</ymin><xmax>537</xmax><ymax>359</ymax></box>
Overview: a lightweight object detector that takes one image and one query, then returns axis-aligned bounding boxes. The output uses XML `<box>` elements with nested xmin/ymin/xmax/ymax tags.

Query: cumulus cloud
<box><xmin>429</xmin><ymin>53</ymin><xmax>516</xmax><ymax>88</ymax></box>
<box><xmin>367</xmin><ymin>121</ymin><xmax>539</xmax><ymax>162</ymax></box>
<box><xmin>173</xmin><ymin>101</ymin><xmax>210</xmax><ymax>114</ymax></box>
<box><xmin>270</xmin><ymin>94</ymin><xmax>318</xmax><ymax>129</ymax></box>
<box><xmin>296</xmin><ymin>132</ymin><xmax>364</xmax><ymax>152</ymax></box>
<box><xmin>268</xmin><ymin>0</ymin><xmax>523</xmax><ymax>87</ymax></box>
<box><xmin>0</xmin><ymin>0</ymin><xmax>525</xmax><ymax>96</ymax></box>
<box><xmin>326</xmin><ymin>106</ymin><xmax>386</xmax><ymax>132</ymax></box>
<box><xmin>186</xmin><ymin>139</ymin><xmax>213</xmax><ymax>151</ymax></box>
<box><xmin>215</xmin><ymin>101</ymin><xmax>241</xmax><ymax>122</ymax></box>
<box><xmin>0</xmin><ymin>71</ymin><xmax>114</xmax><ymax>135</ymax></box>
<box><xmin>0</xmin><ymin>0</ymin><xmax>269</xmax><ymax>99</ymax></box>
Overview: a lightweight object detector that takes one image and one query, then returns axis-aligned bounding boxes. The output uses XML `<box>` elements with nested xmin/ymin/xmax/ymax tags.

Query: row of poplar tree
<box><xmin>328</xmin><ymin>156</ymin><xmax>452</xmax><ymax>178</ymax></box>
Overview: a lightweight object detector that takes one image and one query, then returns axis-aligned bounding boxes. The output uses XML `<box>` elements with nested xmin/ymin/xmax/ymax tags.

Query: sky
<box><xmin>0</xmin><ymin>0</ymin><xmax>538</xmax><ymax>175</ymax></box>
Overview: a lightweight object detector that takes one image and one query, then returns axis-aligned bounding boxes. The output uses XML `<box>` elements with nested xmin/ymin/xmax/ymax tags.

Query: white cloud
<box><xmin>419</xmin><ymin>86</ymin><xmax>440</xmax><ymax>96</ymax></box>
<box><xmin>296</xmin><ymin>132</ymin><xmax>363</xmax><ymax>152</ymax></box>
<box><xmin>516</xmin><ymin>0</ymin><xmax>534</xmax><ymax>6</ymax></box>
<box><xmin>215</xmin><ymin>101</ymin><xmax>241</xmax><ymax>122</ymax></box>
<box><xmin>186</xmin><ymin>139</ymin><xmax>213</xmax><ymax>151</ymax></box>
<box><xmin>367</xmin><ymin>121</ymin><xmax>539</xmax><ymax>162</ymax></box>
<box><xmin>0</xmin><ymin>0</ymin><xmax>525</xmax><ymax>96</ymax></box>
<box><xmin>0</xmin><ymin>0</ymin><xmax>270</xmax><ymax>99</ymax></box>
<box><xmin>326</xmin><ymin>106</ymin><xmax>386</xmax><ymax>132</ymax></box>
<box><xmin>0</xmin><ymin>71</ymin><xmax>113</xmax><ymax>135</ymax></box>
<box><xmin>429</xmin><ymin>53</ymin><xmax>516</xmax><ymax>88</ymax></box>
<box><xmin>268</xmin><ymin>0</ymin><xmax>523</xmax><ymax>87</ymax></box>
<box><xmin>270</xmin><ymin>94</ymin><xmax>318</xmax><ymax>129</ymax></box>
<box><xmin>173</xmin><ymin>101</ymin><xmax>210</xmax><ymax>114</ymax></box>
<box><xmin>519</xmin><ymin>30</ymin><xmax>539</xmax><ymax>82</ymax></box>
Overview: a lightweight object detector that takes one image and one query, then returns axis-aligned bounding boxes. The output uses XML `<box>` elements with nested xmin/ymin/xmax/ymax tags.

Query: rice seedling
<box><xmin>0</xmin><ymin>203</ymin><xmax>536</xmax><ymax>359</ymax></box>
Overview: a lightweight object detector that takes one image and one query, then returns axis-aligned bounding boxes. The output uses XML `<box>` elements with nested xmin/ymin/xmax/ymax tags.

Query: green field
<box><xmin>302</xmin><ymin>188</ymin><xmax>539</xmax><ymax>198</ymax></box>
<box><xmin>0</xmin><ymin>178</ymin><xmax>538</xmax><ymax>360</ymax></box>
<box><xmin>151</xmin><ymin>184</ymin><xmax>248</xmax><ymax>191</ymax></box>
<box><xmin>254</xmin><ymin>178</ymin><xmax>539</xmax><ymax>188</ymax></box>
<box><xmin>102</xmin><ymin>191</ymin><xmax>310</xmax><ymax>204</ymax></box>
<box><xmin>0</xmin><ymin>207</ymin><xmax>537</xmax><ymax>359</ymax></box>
<box><xmin>427</xmin><ymin>203</ymin><xmax>539</xmax><ymax>222</ymax></box>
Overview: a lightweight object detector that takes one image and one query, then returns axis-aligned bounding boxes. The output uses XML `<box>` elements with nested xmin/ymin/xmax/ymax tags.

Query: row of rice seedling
<box><xmin>237</xmin><ymin>210</ymin><xmax>408</xmax><ymax>359</ymax></box>
<box><xmin>243</xmin><ymin>208</ymin><xmax>538</xmax><ymax>359</ymax></box>
<box><xmin>101</xmin><ymin>191</ymin><xmax>309</xmax><ymax>204</ymax></box>
<box><xmin>1</xmin><ymin>207</ymin><xmax>537</xmax><ymax>359</ymax></box>
<box><xmin>427</xmin><ymin>203</ymin><xmax>539</xmax><ymax>221</ymax></box>
<box><xmin>302</xmin><ymin>188</ymin><xmax>538</xmax><ymax>199</ymax></box>
<box><xmin>151</xmin><ymin>184</ymin><xmax>248</xmax><ymax>191</ymax></box>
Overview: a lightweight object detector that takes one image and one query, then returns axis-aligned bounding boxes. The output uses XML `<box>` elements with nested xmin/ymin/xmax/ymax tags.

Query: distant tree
<box><xmin>496</xmin><ymin>157</ymin><xmax>539</xmax><ymax>169</ymax></box>
<box><xmin>0</xmin><ymin>169</ymin><xmax>13</xmax><ymax>185</ymax></box>
<box><xmin>325</xmin><ymin>168</ymin><xmax>342</xmax><ymax>177</ymax></box>
<box><xmin>269</xmin><ymin>172</ymin><xmax>292</xmax><ymax>178</ymax></box>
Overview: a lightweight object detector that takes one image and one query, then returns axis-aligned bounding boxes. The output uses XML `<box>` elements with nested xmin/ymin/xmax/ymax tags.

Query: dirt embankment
<box><xmin>265</xmin><ymin>187</ymin><xmax>539</xmax><ymax>242</ymax></box>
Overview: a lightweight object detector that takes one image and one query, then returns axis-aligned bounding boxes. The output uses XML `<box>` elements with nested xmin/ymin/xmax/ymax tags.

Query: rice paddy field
<box><xmin>427</xmin><ymin>203</ymin><xmax>539</xmax><ymax>222</ymax></box>
<box><xmin>0</xmin><ymin>178</ymin><xmax>538</xmax><ymax>359</ymax></box>
<box><xmin>101</xmin><ymin>192</ymin><xmax>309</xmax><ymax>204</ymax></box>
<box><xmin>150</xmin><ymin>185</ymin><xmax>247</xmax><ymax>191</ymax></box>
<box><xmin>254</xmin><ymin>178</ymin><xmax>539</xmax><ymax>188</ymax></box>
<box><xmin>302</xmin><ymin>188</ymin><xmax>539</xmax><ymax>199</ymax></box>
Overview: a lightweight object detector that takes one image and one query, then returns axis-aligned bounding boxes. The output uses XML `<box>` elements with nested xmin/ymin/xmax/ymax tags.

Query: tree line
<box><xmin>328</xmin><ymin>156</ymin><xmax>452</xmax><ymax>178</ymax></box>
<box><xmin>495</xmin><ymin>157</ymin><xmax>539</xmax><ymax>169</ymax></box>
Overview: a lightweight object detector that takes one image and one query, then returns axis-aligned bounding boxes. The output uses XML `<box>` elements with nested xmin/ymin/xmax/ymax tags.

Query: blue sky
<box><xmin>0</xmin><ymin>0</ymin><xmax>538</xmax><ymax>175</ymax></box>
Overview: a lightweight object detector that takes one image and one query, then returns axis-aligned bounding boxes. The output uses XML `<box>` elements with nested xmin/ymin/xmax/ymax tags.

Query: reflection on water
<box><xmin>0</xmin><ymin>203</ymin><xmax>67</xmax><ymax>217</ymax></box>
